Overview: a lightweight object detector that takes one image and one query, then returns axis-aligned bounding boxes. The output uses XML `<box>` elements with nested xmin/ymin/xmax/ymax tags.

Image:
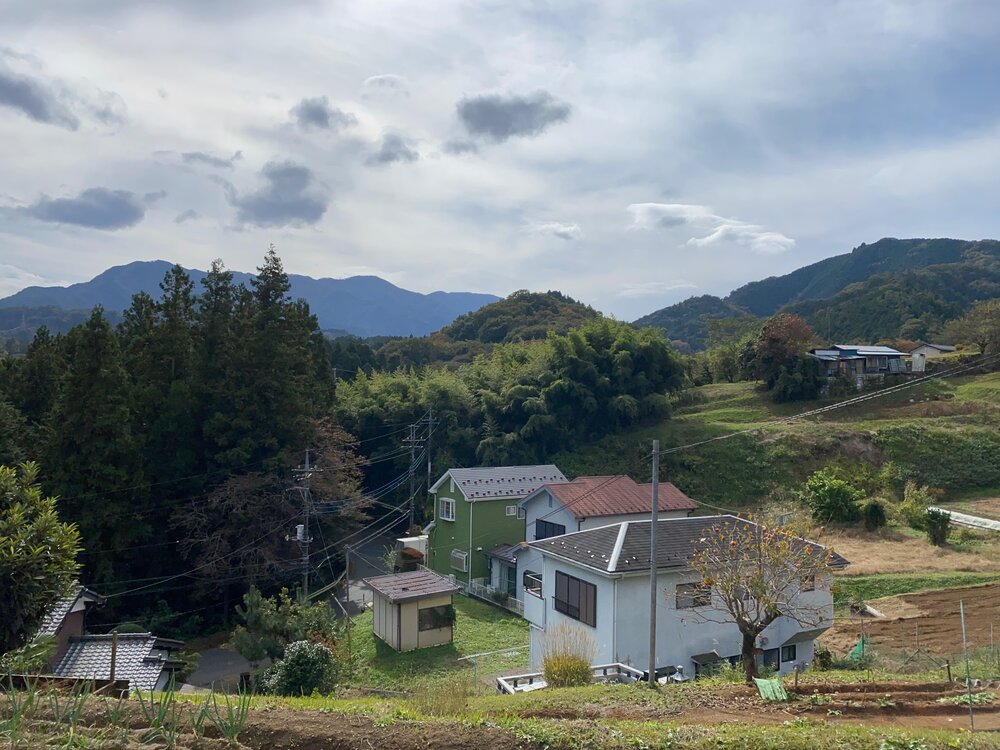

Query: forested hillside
<box><xmin>636</xmin><ymin>238</ymin><xmax>1000</xmax><ymax>349</ymax></box>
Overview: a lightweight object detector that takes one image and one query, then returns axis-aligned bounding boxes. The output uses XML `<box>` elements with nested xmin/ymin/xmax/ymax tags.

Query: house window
<box><xmin>781</xmin><ymin>644</ymin><xmax>797</xmax><ymax>663</ymax></box>
<box><xmin>506</xmin><ymin>505</ymin><xmax>517</xmax><ymax>517</ymax></box>
<box><xmin>439</xmin><ymin>498</ymin><xmax>455</xmax><ymax>521</ymax></box>
<box><xmin>523</xmin><ymin>571</ymin><xmax>542</xmax><ymax>598</ymax></box>
<box><xmin>418</xmin><ymin>605</ymin><xmax>452</xmax><ymax>631</ymax></box>
<box><xmin>450</xmin><ymin>549</ymin><xmax>468</xmax><ymax>572</ymax></box>
<box><xmin>554</xmin><ymin>571</ymin><xmax>596</xmax><ymax>627</ymax></box>
<box><xmin>535</xmin><ymin>519</ymin><xmax>566</xmax><ymax>540</ymax></box>
<box><xmin>676</xmin><ymin>582</ymin><xmax>711</xmax><ymax>609</ymax></box>
<box><xmin>517</xmin><ymin>508</ymin><xmax>526</xmax><ymax>520</ymax></box>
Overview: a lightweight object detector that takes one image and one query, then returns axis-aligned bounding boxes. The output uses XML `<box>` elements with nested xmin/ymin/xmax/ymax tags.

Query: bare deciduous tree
<box><xmin>689</xmin><ymin>517</ymin><xmax>837</xmax><ymax>684</ymax></box>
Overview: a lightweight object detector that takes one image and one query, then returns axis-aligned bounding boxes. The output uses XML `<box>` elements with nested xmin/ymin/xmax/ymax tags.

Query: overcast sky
<box><xmin>2</xmin><ymin>1</ymin><xmax>1000</xmax><ymax>319</ymax></box>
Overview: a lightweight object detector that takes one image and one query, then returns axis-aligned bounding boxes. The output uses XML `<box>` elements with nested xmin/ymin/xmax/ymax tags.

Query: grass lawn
<box><xmin>832</xmin><ymin>571</ymin><xmax>1000</xmax><ymax>608</ymax></box>
<box><xmin>346</xmin><ymin>594</ymin><xmax>529</xmax><ymax>691</ymax></box>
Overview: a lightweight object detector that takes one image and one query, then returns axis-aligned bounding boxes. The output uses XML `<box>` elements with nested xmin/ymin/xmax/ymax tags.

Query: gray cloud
<box><xmin>442</xmin><ymin>138</ymin><xmax>479</xmax><ymax>155</ymax></box>
<box><xmin>20</xmin><ymin>187</ymin><xmax>155</xmax><ymax>229</ymax></box>
<box><xmin>362</xmin><ymin>73</ymin><xmax>409</xmax><ymax>98</ymax></box>
<box><xmin>289</xmin><ymin>95</ymin><xmax>357</xmax><ymax>131</ymax></box>
<box><xmin>0</xmin><ymin>49</ymin><xmax>125</xmax><ymax>130</ymax></box>
<box><xmin>365</xmin><ymin>133</ymin><xmax>419</xmax><ymax>166</ymax></box>
<box><xmin>174</xmin><ymin>209</ymin><xmax>201</xmax><ymax>223</ymax></box>
<box><xmin>222</xmin><ymin>160</ymin><xmax>328</xmax><ymax>227</ymax></box>
<box><xmin>0</xmin><ymin>59</ymin><xmax>79</xmax><ymax>129</ymax></box>
<box><xmin>181</xmin><ymin>150</ymin><xmax>242</xmax><ymax>168</ymax></box>
<box><xmin>457</xmin><ymin>90</ymin><xmax>571</xmax><ymax>142</ymax></box>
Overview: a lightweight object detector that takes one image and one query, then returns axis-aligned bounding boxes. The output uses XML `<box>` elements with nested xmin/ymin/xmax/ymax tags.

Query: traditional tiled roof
<box><xmin>363</xmin><ymin>570</ymin><xmax>460</xmax><ymax>603</ymax></box>
<box><xmin>530</xmin><ymin>515</ymin><xmax>849</xmax><ymax>574</ymax></box>
<box><xmin>531</xmin><ymin>475</ymin><xmax>696</xmax><ymax>518</ymax></box>
<box><xmin>430</xmin><ymin>466</ymin><xmax>567</xmax><ymax>500</ymax></box>
<box><xmin>54</xmin><ymin>634</ymin><xmax>184</xmax><ymax>692</ymax></box>
<box><xmin>36</xmin><ymin>584</ymin><xmax>105</xmax><ymax>638</ymax></box>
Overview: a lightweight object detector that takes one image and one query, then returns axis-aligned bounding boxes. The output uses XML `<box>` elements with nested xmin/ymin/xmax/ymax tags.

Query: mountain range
<box><xmin>634</xmin><ymin>238</ymin><xmax>1000</xmax><ymax>349</ymax></box>
<box><xmin>0</xmin><ymin>261</ymin><xmax>499</xmax><ymax>339</ymax></box>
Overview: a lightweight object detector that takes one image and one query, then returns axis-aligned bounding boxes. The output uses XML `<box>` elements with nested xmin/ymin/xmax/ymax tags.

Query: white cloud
<box><xmin>627</xmin><ymin>203</ymin><xmax>795</xmax><ymax>255</ymax></box>
<box><xmin>0</xmin><ymin>263</ymin><xmax>54</xmax><ymax>297</ymax></box>
<box><xmin>616</xmin><ymin>280</ymin><xmax>698</xmax><ymax>299</ymax></box>
<box><xmin>525</xmin><ymin>220</ymin><xmax>583</xmax><ymax>241</ymax></box>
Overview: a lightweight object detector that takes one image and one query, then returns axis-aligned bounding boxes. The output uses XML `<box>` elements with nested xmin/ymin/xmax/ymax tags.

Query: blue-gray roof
<box><xmin>54</xmin><ymin>634</ymin><xmax>183</xmax><ymax>692</ymax></box>
<box><xmin>431</xmin><ymin>465</ymin><xmax>567</xmax><ymax>500</ymax></box>
<box><xmin>833</xmin><ymin>345</ymin><xmax>904</xmax><ymax>356</ymax></box>
<box><xmin>36</xmin><ymin>584</ymin><xmax>104</xmax><ymax>638</ymax></box>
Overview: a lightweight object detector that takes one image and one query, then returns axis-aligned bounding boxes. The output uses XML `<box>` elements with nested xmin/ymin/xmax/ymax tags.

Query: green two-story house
<box><xmin>426</xmin><ymin>465</ymin><xmax>566</xmax><ymax>584</ymax></box>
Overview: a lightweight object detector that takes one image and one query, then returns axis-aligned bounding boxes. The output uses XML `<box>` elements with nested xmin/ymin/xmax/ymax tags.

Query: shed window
<box><xmin>676</xmin><ymin>582</ymin><xmax>711</xmax><ymax>609</ymax></box>
<box><xmin>781</xmin><ymin>644</ymin><xmax>797</xmax><ymax>663</ymax></box>
<box><xmin>536</xmin><ymin>519</ymin><xmax>566</xmax><ymax>540</ymax></box>
<box><xmin>418</xmin><ymin>605</ymin><xmax>452</xmax><ymax>631</ymax></box>
<box><xmin>554</xmin><ymin>570</ymin><xmax>596</xmax><ymax>627</ymax></box>
<box><xmin>800</xmin><ymin>573</ymin><xmax>816</xmax><ymax>592</ymax></box>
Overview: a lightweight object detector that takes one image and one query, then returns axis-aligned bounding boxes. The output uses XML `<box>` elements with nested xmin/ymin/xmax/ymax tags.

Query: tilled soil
<box><xmin>824</xmin><ymin>582</ymin><xmax>1000</xmax><ymax>654</ymax></box>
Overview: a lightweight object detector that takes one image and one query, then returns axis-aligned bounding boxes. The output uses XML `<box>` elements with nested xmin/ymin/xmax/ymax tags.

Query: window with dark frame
<box><xmin>418</xmin><ymin>605</ymin><xmax>452</xmax><ymax>632</ymax></box>
<box><xmin>675</xmin><ymin>582</ymin><xmax>711</xmax><ymax>609</ymax></box>
<box><xmin>553</xmin><ymin>570</ymin><xmax>596</xmax><ymax>627</ymax></box>
<box><xmin>781</xmin><ymin>644</ymin><xmax>797</xmax><ymax>662</ymax></box>
<box><xmin>535</xmin><ymin>519</ymin><xmax>566</xmax><ymax>540</ymax></box>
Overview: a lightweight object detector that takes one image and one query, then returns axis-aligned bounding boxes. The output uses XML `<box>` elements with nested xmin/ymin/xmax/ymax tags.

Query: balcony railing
<box><xmin>468</xmin><ymin>578</ymin><xmax>525</xmax><ymax>616</ymax></box>
<box><xmin>496</xmin><ymin>662</ymin><xmax>645</xmax><ymax>694</ymax></box>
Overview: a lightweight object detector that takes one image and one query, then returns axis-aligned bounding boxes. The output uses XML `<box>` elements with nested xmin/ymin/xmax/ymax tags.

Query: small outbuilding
<box><xmin>363</xmin><ymin>570</ymin><xmax>460</xmax><ymax>652</ymax></box>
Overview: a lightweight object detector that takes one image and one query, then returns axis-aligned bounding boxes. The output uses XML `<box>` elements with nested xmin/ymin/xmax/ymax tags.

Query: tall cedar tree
<box><xmin>45</xmin><ymin>308</ymin><xmax>145</xmax><ymax>585</ymax></box>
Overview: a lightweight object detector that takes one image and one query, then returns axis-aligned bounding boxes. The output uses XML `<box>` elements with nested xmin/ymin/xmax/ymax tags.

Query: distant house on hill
<box><xmin>425</xmin><ymin>465</ymin><xmax>567</xmax><ymax>585</ymax></box>
<box><xmin>523</xmin><ymin>515</ymin><xmax>848</xmax><ymax>678</ymax></box>
<box><xmin>807</xmin><ymin>344</ymin><xmax>907</xmax><ymax>388</ymax></box>
<box><xmin>37</xmin><ymin>583</ymin><xmax>185</xmax><ymax>692</ymax></box>
<box><xmin>909</xmin><ymin>343</ymin><xmax>957</xmax><ymax>372</ymax></box>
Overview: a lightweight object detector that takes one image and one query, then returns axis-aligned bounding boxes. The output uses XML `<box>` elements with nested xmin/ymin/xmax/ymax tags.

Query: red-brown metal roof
<box><xmin>545</xmin><ymin>475</ymin><xmax>696</xmax><ymax>518</ymax></box>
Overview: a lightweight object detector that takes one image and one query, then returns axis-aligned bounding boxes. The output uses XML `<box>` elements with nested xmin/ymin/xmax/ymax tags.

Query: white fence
<box><xmin>496</xmin><ymin>662</ymin><xmax>646</xmax><ymax>694</ymax></box>
<box><xmin>468</xmin><ymin>578</ymin><xmax>525</xmax><ymax>616</ymax></box>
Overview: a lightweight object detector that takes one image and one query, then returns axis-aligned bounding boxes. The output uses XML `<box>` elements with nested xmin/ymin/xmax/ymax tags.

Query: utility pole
<box><xmin>648</xmin><ymin>439</ymin><xmax>660</xmax><ymax>686</ymax></box>
<box><xmin>402</xmin><ymin>423</ymin><xmax>421</xmax><ymax>531</ymax></box>
<box><xmin>290</xmin><ymin>449</ymin><xmax>316</xmax><ymax>602</ymax></box>
<box><xmin>425</xmin><ymin>408</ymin><xmax>437</xmax><ymax>497</ymax></box>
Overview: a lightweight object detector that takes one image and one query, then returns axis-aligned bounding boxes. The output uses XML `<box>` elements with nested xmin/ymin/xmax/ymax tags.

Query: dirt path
<box><xmin>824</xmin><ymin>582</ymin><xmax>1000</xmax><ymax>654</ymax></box>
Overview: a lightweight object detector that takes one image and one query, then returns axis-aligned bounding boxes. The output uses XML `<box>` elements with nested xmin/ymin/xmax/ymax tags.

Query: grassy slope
<box><xmin>555</xmin><ymin>372</ymin><xmax>1000</xmax><ymax>509</ymax></box>
<box><xmin>348</xmin><ymin>595</ymin><xmax>529</xmax><ymax>690</ymax></box>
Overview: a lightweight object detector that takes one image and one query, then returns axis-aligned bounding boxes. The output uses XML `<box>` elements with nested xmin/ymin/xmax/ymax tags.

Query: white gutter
<box><xmin>607</xmin><ymin>522</ymin><xmax>628</xmax><ymax>573</ymax></box>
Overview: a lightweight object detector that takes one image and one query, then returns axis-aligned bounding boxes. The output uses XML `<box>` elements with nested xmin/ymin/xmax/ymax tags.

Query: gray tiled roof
<box><xmin>530</xmin><ymin>515</ymin><xmax>849</xmax><ymax>574</ymax></box>
<box><xmin>363</xmin><ymin>570</ymin><xmax>460</xmax><ymax>603</ymax></box>
<box><xmin>54</xmin><ymin>634</ymin><xmax>182</xmax><ymax>692</ymax></box>
<box><xmin>485</xmin><ymin>543</ymin><xmax>521</xmax><ymax>564</ymax></box>
<box><xmin>434</xmin><ymin>465</ymin><xmax>567</xmax><ymax>500</ymax></box>
<box><xmin>36</xmin><ymin>584</ymin><xmax>104</xmax><ymax>638</ymax></box>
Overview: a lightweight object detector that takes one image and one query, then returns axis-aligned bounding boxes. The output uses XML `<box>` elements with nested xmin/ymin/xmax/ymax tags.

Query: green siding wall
<box><xmin>427</xmin><ymin>484</ymin><xmax>526</xmax><ymax>581</ymax></box>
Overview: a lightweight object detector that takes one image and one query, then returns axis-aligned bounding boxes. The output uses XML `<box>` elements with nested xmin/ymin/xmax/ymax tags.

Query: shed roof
<box><xmin>911</xmin><ymin>343</ymin><xmax>957</xmax><ymax>353</ymax></box>
<box><xmin>530</xmin><ymin>515</ymin><xmax>849</xmax><ymax>575</ymax></box>
<box><xmin>430</xmin><ymin>465</ymin><xmax>567</xmax><ymax>500</ymax></box>
<box><xmin>54</xmin><ymin>634</ymin><xmax>183</xmax><ymax>692</ymax></box>
<box><xmin>832</xmin><ymin>344</ymin><xmax>904</xmax><ymax>356</ymax></box>
<box><xmin>486</xmin><ymin>543</ymin><xmax>521</xmax><ymax>564</ymax></box>
<box><xmin>363</xmin><ymin>570</ymin><xmax>460</xmax><ymax>603</ymax></box>
<box><xmin>527</xmin><ymin>475</ymin><xmax>696</xmax><ymax>518</ymax></box>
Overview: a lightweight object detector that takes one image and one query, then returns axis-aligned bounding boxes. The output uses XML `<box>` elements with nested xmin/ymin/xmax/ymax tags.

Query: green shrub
<box><xmin>541</xmin><ymin>622</ymin><xmax>595</xmax><ymax>688</ymax></box>
<box><xmin>260</xmin><ymin>640</ymin><xmax>337</xmax><ymax>696</ymax></box>
<box><xmin>895</xmin><ymin>481</ymin><xmax>936</xmax><ymax>530</ymax></box>
<box><xmin>800</xmin><ymin>469</ymin><xmax>864</xmax><ymax>523</ymax></box>
<box><xmin>812</xmin><ymin>646</ymin><xmax>833</xmax><ymax>671</ymax></box>
<box><xmin>924</xmin><ymin>509</ymin><xmax>951</xmax><ymax>547</ymax></box>
<box><xmin>861</xmin><ymin>500</ymin><xmax>887</xmax><ymax>531</ymax></box>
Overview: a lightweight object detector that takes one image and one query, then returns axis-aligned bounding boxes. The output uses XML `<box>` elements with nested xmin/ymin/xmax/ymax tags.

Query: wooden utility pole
<box><xmin>648</xmin><ymin>439</ymin><xmax>660</xmax><ymax>686</ymax></box>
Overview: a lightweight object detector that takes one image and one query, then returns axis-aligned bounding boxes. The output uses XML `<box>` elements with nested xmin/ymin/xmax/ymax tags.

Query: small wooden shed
<box><xmin>363</xmin><ymin>570</ymin><xmax>460</xmax><ymax>652</ymax></box>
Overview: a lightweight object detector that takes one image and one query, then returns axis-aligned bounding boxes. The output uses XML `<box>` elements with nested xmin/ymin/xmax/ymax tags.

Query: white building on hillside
<box><xmin>522</xmin><ymin>515</ymin><xmax>848</xmax><ymax>678</ymax></box>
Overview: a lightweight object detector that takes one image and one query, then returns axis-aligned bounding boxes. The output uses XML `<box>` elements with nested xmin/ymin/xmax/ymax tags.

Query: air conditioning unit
<box><xmin>450</xmin><ymin>549</ymin><xmax>469</xmax><ymax>572</ymax></box>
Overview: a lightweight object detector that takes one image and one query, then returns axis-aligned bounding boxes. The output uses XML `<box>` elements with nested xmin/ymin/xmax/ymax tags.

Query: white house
<box><xmin>492</xmin><ymin>475</ymin><xmax>696</xmax><ymax>604</ymax></box>
<box><xmin>522</xmin><ymin>515</ymin><xmax>848</xmax><ymax>678</ymax></box>
<box><xmin>909</xmin><ymin>343</ymin><xmax>957</xmax><ymax>372</ymax></box>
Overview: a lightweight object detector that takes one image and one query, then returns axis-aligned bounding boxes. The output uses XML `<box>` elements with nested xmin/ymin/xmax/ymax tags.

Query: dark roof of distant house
<box><xmin>363</xmin><ymin>570</ymin><xmax>460</xmax><ymax>603</ymax></box>
<box><xmin>911</xmin><ymin>343</ymin><xmax>957</xmax><ymax>353</ymax></box>
<box><xmin>36</xmin><ymin>584</ymin><xmax>105</xmax><ymax>638</ymax></box>
<box><xmin>832</xmin><ymin>344</ymin><xmax>904</xmax><ymax>356</ymax></box>
<box><xmin>524</xmin><ymin>475</ymin><xmax>696</xmax><ymax>518</ymax></box>
<box><xmin>430</xmin><ymin>465</ymin><xmax>567</xmax><ymax>500</ymax></box>
<box><xmin>486</xmin><ymin>543</ymin><xmax>522</xmax><ymax>564</ymax></box>
<box><xmin>529</xmin><ymin>515</ymin><xmax>849</xmax><ymax>575</ymax></box>
<box><xmin>54</xmin><ymin>634</ymin><xmax>184</xmax><ymax>692</ymax></box>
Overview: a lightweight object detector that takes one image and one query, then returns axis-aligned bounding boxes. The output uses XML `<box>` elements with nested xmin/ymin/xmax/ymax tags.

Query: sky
<box><xmin>2</xmin><ymin>0</ymin><xmax>1000</xmax><ymax>320</ymax></box>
